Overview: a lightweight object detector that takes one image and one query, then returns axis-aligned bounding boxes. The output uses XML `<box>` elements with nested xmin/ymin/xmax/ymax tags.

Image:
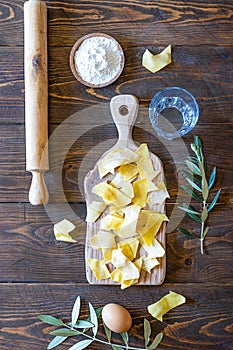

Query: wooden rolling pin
<box><xmin>24</xmin><ymin>0</ymin><xmax>49</xmax><ymax>205</ymax></box>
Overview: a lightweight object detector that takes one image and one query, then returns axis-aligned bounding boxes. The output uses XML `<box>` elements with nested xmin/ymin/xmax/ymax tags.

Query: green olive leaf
<box><xmin>201</xmin><ymin>176</ymin><xmax>209</xmax><ymax>202</ymax></box>
<box><xmin>67</xmin><ymin>339</ymin><xmax>93</xmax><ymax>350</ymax></box>
<box><xmin>50</xmin><ymin>328</ymin><xmax>80</xmax><ymax>337</ymax></box>
<box><xmin>187</xmin><ymin>212</ymin><xmax>203</xmax><ymax>223</ymax></box>
<box><xmin>71</xmin><ymin>296</ymin><xmax>81</xmax><ymax>327</ymax></box>
<box><xmin>208</xmin><ymin>167</ymin><xmax>216</xmax><ymax>190</ymax></box>
<box><xmin>208</xmin><ymin>189</ymin><xmax>221</xmax><ymax>212</ymax></box>
<box><xmin>177</xmin><ymin>227</ymin><xmax>198</xmax><ymax>239</ymax></box>
<box><xmin>186</xmin><ymin>160</ymin><xmax>201</xmax><ymax>176</ymax></box>
<box><xmin>144</xmin><ymin>319</ymin><xmax>151</xmax><ymax>346</ymax></box>
<box><xmin>182</xmin><ymin>169</ymin><xmax>201</xmax><ymax>184</ymax></box>
<box><xmin>181</xmin><ymin>185</ymin><xmax>203</xmax><ymax>202</ymax></box>
<box><xmin>89</xmin><ymin>302</ymin><xmax>98</xmax><ymax>336</ymax></box>
<box><xmin>203</xmin><ymin>226</ymin><xmax>209</xmax><ymax>238</ymax></box>
<box><xmin>187</xmin><ymin>156</ymin><xmax>199</xmax><ymax>165</ymax></box>
<box><xmin>47</xmin><ymin>336</ymin><xmax>68</xmax><ymax>349</ymax></box>
<box><xmin>178</xmin><ymin>204</ymin><xmax>200</xmax><ymax>216</ymax></box>
<box><xmin>83</xmin><ymin>306</ymin><xmax>103</xmax><ymax>333</ymax></box>
<box><xmin>95</xmin><ymin>306</ymin><xmax>104</xmax><ymax>318</ymax></box>
<box><xmin>120</xmin><ymin>332</ymin><xmax>129</xmax><ymax>346</ymax></box>
<box><xmin>38</xmin><ymin>315</ymin><xmax>64</xmax><ymax>327</ymax></box>
<box><xmin>146</xmin><ymin>332</ymin><xmax>164</xmax><ymax>349</ymax></box>
<box><xmin>201</xmin><ymin>207</ymin><xmax>208</xmax><ymax>222</ymax></box>
<box><xmin>103</xmin><ymin>321</ymin><xmax>112</xmax><ymax>343</ymax></box>
<box><xmin>186</xmin><ymin>177</ymin><xmax>202</xmax><ymax>192</ymax></box>
<box><xmin>69</xmin><ymin>320</ymin><xmax>94</xmax><ymax>329</ymax></box>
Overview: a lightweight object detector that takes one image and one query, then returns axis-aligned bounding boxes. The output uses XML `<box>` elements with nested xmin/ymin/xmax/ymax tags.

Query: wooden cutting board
<box><xmin>84</xmin><ymin>94</ymin><xmax>166</xmax><ymax>286</ymax></box>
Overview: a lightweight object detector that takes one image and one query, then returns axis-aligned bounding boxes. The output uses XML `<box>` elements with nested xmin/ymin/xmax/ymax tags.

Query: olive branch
<box><xmin>38</xmin><ymin>296</ymin><xmax>163</xmax><ymax>350</ymax></box>
<box><xmin>178</xmin><ymin>135</ymin><xmax>221</xmax><ymax>254</ymax></box>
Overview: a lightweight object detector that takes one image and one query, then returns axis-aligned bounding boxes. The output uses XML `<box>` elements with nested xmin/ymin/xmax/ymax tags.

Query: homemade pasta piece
<box><xmin>117</xmin><ymin>237</ymin><xmax>139</xmax><ymax>261</ymax></box>
<box><xmin>90</xmin><ymin>230</ymin><xmax>116</xmax><ymax>250</ymax></box>
<box><xmin>147</xmin><ymin>182</ymin><xmax>170</xmax><ymax>205</ymax></box>
<box><xmin>98</xmin><ymin>147</ymin><xmax>139</xmax><ymax>178</ymax></box>
<box><xmin>121</xmin><ymin>278</ymin><xmax>138</xmax><ymax>290</ymax></box>
<box><xmin>120</xmin><ymin>256</ymin><xmax>143</xmax><ymax>289</ymax></box>
<box><xmin>100</xmin><ymin>214</ymin><xmax>124</xmax><ymax>232</ymax></box>
<box><xmin>118</xmin><ymin>163</ymin><xmax>139</xmax><ymax>181</ymax></box>
<box><xmin>132</xmin><ymin>178</ymin><xmax>148</xmax><ymax>208</ymax></box>
<box><xmin>148</xmin><ymin>291</ymin><xmax>186</xmax><ymax>321</ymax></box>
<box><xmin>110</xmin><ymin>268</ymin><xmax>123</xmax><ymax>283</ymax></box>
<box><xmin>114</xmin><ymin>261</ymin><xmax>140</xmax><ymax>281</ymax></box>
<box><xmin>111</xmin><ymin>249</ymin><xmax>139</xmax><ymax>279</ymax></box>
<box><xmin>53</xmin><ymin>219</ymin><xmax>76</xmax><ymax>243</ymax></box>
<box><xmin>87</xmin><ymin>258</ymin><xmax>111</xmax><ymax>280</ymax></box>
<box><xmin>140</xmin><ymin>238</ymin><xmax>165</xmax><ymax>258</ymax></box>
<box><xmin>109</xmin><ymin>205</ymin><xmax>124</xmax><ymax>217</ymax></box>
<box><xmin>102</xmin><ymin>248</ymin><xmax>114</xmax><ymax>262</ymax></box>
<box><xmin>147</xmin><ymin>180</ymin><xmax>158</xmax><ymax>192</ymax></box>
<box><xmin>111</xmin><ymin>173</ymin><xmax>126</xmax><ymax>188</ymax></box>
<box><xmin>136</xmin><ymin>144</ymin><xmax>160</xmax><ymax>180</ymax></box>
<box><xmin>93</xmin><ymin>181</ymin><xmax>131</xmax><ymax>207</ymax></box>
<box><xmin>142</xmin><ymin>45</ymin><xmax>172</xmax><ymax>73</ymax></box>
<box><xmin>85</xmin><ymin>201</ymin><xmax>107</xmax><ymax>223</ymax></box>
<box><xmin>139</xmin><ymin>212</ymin><xmax>168</xmax><ymax>245</ymax></box>
<box><xmin>142</xmin><ymin>257</ymin><xmax>160</xmax><ymax>273</ymax></box>
<box><xmin>117</xmin><ymin>204</ymin><xmax>141</xmax><ymax>238</ymax></box>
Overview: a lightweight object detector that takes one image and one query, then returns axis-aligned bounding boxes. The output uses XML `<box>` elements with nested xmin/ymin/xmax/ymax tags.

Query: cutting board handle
<box><xmin>110</xmin><ymin>94</ymin><xmax>139</xmax><ymax>148</ymax></box>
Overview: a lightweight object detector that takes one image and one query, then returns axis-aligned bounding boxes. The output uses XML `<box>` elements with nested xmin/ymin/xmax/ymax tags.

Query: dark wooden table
<box><xmin>0</xmin><ymin>1</ymin><xmax>233</xmax><ymax>349</ymax></box>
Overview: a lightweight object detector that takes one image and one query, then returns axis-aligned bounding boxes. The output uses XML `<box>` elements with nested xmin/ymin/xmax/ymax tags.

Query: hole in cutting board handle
<box><xmin>119</xmin><ymin>105</ymin><xmax>129</xmax><ymax>116</ymax></box>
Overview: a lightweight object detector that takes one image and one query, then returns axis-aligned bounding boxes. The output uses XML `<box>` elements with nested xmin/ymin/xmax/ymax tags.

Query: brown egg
<box><xmin>102</xmin><ymin>303</ymin><xmax>132</xmax><ymax>333</ymax></box>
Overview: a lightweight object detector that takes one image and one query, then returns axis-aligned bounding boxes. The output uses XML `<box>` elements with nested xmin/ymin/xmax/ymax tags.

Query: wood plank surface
<box><xmin>1</xmin><ymin>45</ymin><xmax>233</xmax><ymax>124</ymax></box>
<box><xmin>0</xmin><ymin>203</ymin><xmax>232</xmax><ymax>283</ymax></box>
<box><xmin>1</xmin><ymin>1</ymin><xmax>233</xmax><ymax>47</ymax></box>
<box><xmin>0</xmin><ymin>283</ymin><xmax>232</xmax><ymax>350</ymax></box>
<box><xmin>0</xmin><ymin>0</ymin><xmax>232</xmax><ymax>349</ymax></box>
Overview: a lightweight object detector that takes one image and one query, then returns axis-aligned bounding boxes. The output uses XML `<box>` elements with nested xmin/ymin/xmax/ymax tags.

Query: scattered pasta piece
<box><xmin>117</xmin><ymin>204</ymin><xmax>141</xmax><ymax>238</ymax></box>
<box><xmin>98</xmin><ymin>147</ymin><xmax>138</xmax><ymax>178</ymax></box>
<box><xmin>147</xmin><ymin>182</ymin><xmax>170</xmax><ymax>205</ymax></box>
<box><xmin>136</xmin><ymin>144</ymin><xmax>160</xmax><ymax>180</ymax></box>
<box><xmin>90</xmin><ymin>230</ymin><xmax>116</xmax><ymax>250</ymax></box>
<box><xmin>118</xmin><ymin>163</ymin><xmax>138</xmax><ymax>181</ymax></box>
<box><xmin>140</xmin><ymin>238</ymin><xmax>165</xmax><ymax>258</ymax></box>
<box><xmin>118</xmin><ymin>238</ymin><xmax>139</xmax><ymax>261</ymax></box>
<box><xmin>85</xmin><ymin>201</ymin><xmax>107</xmax><ymax>222</ymax></box>
<box><xmin>148</xmin><ymin>291</ymin><xmax>186</xmax><ymax>321</ymax></box>
<box><xmin>142</xmin><ymin>257</ymin><xmax>160</xmax><ymax>272</ymax></box>
<box><xmin>102</xmin><ymin>248</ymin><xmax>114</xmax><ymax>262</ymax></box>
<box><xmin>93</xmin><ymin>181</ymin><xmax>131</xmax><ymax>207</ymax></box>
<box><xmin>100</xmin><ymin>214</ymin><xmax>124</xmax><ymax>232</ymax></box>
<box><xmin>142</xmin><ymin>45</ymin><xmax>172</xmax><ymax>73</ymax></box>
<box><xmin>138</xmin><ymin>212</ymin><xmax>168</xmax><ymax>245</ymax></box>
<box><xmin>53</xmin><ymin>219</ymin><xmax>76</xmax><ymax>243</ymax></box>
<box><xmin>132</xmin><ymin>178</ymin><xmax>148</xmax><ymax>208</ymax></box>
<box><xmin>87</xmin><ymin>258</ymin><xmax>111</xmax><ymax>280</ymax></box>
<box><xmin>111</xmin><ymin>249</ymin><xmax>140</xmax><ymax>280</ymax></box>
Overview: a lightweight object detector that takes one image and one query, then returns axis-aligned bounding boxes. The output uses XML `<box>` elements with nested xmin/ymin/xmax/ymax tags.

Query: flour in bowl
<box><xmin>74</xmin><ymin>36</ymin><xmax>123</xmax><ymax>86</ymax></box>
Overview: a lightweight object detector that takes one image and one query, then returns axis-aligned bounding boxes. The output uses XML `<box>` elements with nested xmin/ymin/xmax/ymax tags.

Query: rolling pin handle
<box><xmin>29</xmin><ymin>171</ymin><xmax>49</xmax><ymax>205</ymax></box>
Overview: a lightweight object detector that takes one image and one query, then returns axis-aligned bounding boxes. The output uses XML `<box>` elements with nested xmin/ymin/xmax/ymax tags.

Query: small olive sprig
<box><xmin>178</xmin><ymin>135</ymin><xmax>221</xmax><ymax>254</ymax></box>
<box><xmin>38</xmin><ymin>296</ymin><xmax>163</xmax><ymax>350</ymax></box>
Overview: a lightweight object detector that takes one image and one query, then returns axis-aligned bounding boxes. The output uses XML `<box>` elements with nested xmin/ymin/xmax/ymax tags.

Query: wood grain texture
<box><xmin>0</xmin><ymin>1</ymin><xmax>233</xmax><ymax>46</ymax></box>
<box><xmin>0</xmin><ymin>0</ymin><xmax>233</xmax><ymax>348</ymax></box>
<box><xmin>0</xmin><ymin>122</ymin><xmax>232</xmax><ymax>203</ymax></box>
<box><xmin>0</xmin><ymin>45</ymin><xmax>233</xmax><ymax>124</ymax></box>
<box><xmin>0</xmin><ymin>283</ymin><xmax>232</xmax><ymax>349</ymax></box>
<box><xmin>0</xmin><ymin>203</ymin><xmax>232</xmax><ymax>283</ymax></box>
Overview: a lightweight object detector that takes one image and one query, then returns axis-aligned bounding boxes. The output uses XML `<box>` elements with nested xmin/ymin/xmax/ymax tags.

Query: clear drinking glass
<box><xmin>149</xmin><ymin>87</ymin><xmax>199</xmax><ymax>140</ymax></box>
